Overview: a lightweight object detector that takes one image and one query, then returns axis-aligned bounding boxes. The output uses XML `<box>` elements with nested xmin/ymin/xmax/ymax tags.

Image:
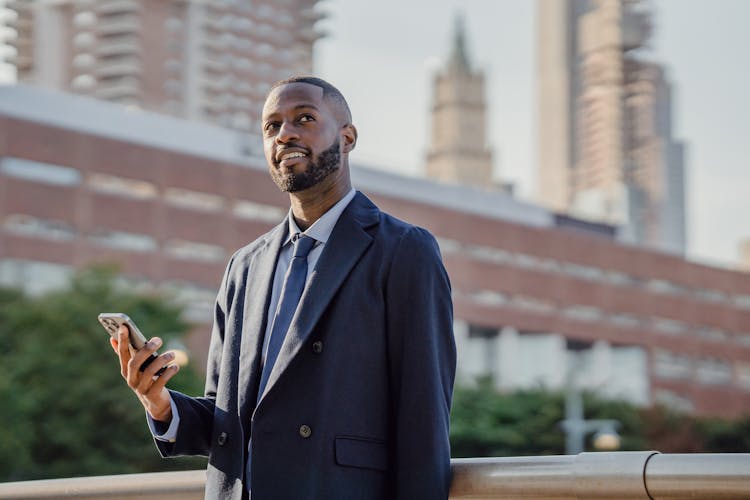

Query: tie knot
<box><xmin>292</xmin><ymin>234</ymin><xmax>316</xmax><ymax>258</ymax></box>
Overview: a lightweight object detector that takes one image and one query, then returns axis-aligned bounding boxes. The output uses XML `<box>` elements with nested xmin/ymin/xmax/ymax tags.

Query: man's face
<box><xmin>261</xmin><ymin>83</ymin><xmax>343</xmax><ymax>193</ymax></box>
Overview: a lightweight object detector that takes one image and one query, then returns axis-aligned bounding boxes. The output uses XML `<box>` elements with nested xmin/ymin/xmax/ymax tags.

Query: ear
<box><xmin>341</xmin><ymin>123</ymin><xmax>358</xmax><ymax>153</ymax></box>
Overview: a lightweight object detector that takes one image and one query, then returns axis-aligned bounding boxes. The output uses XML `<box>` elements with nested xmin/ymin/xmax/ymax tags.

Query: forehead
<box><xmin>262</xmin><ymin>82</ymin><xmax>327</xmax><ymax>118</ymax></box>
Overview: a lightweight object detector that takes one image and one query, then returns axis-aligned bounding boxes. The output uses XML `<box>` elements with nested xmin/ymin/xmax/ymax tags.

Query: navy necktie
<box><xmin>257</xmin><ymin>233</ymin><xmax>316</xmax><ymax>400</ymax></box>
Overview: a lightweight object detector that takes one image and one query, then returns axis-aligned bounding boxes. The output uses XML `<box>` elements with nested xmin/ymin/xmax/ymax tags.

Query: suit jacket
<box><xmin>155</xmin><ymin>192</ymin><xmax>456</xmax><ymax>499</ymax></box>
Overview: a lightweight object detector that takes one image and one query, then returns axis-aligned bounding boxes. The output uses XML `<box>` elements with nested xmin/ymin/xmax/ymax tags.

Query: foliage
<box><xmin>0</xmin><ymin>265</ymin><xmax>207</xmax><ymax>481</ymax></box>
<box><xmin>638</xmin><ymin>404</ymin><xmax>705</xmax><ymax>453</ymax></box>
<box><xmin>450</xmin><ymin>379</ymin><xmax>749</xmax><ymax>457</ymax></box>
<box><xmin>450</xmin><ymin>378</ymin><xmax>565</xmax><ymax>457</ymax></box>
<box><xmin>700</xmin><ymin>415</ymin><xmax>750</xmax><ymax>453</ymax></box>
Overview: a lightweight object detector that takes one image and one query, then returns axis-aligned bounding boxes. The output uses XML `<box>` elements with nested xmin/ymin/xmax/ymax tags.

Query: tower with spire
<box><xmin>424</xmin><ymin>14</ymin><xmax>495</xmax><ymax>189</ymax></box>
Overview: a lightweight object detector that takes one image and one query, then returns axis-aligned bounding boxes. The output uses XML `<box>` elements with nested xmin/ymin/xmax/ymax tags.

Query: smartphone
<box><xmin>98</xmin><ymin>312</ymin><xmax>164</xmax><ymax>374</ymax></box>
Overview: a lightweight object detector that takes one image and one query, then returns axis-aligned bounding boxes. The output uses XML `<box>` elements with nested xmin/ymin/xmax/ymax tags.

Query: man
<box><xmin>112</xmin><ymin>76</ymin><xmax>456</xmax><ymax>499</ymax></box>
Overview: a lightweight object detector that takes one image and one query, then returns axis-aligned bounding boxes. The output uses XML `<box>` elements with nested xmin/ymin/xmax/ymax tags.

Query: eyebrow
<box><xmin>263</xmin><ymin>103</ymin><xmax>320</xmax><ymax>121</ymax></box>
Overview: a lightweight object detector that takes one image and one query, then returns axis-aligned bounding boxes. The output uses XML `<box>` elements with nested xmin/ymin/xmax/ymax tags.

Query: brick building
<box><xmin>1</xmin><ymin>85</ymin><xmax>749</xmax><ymax>417</ymax></box>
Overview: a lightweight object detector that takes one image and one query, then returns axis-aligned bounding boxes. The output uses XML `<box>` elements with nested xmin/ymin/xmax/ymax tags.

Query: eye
<box><xmin>298</xmin><ymin>114</ymin><xmax>315</xmax><ymax>123</ymax></box>
<box><xmin>263</xmin><ymin>121</ymin><xmax>280</xmax><ymax>134</ymax></box>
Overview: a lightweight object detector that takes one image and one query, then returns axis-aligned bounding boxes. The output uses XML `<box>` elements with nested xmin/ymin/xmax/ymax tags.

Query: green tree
<box><xmin>450</xmin><ymin>380</ymin><xmax>566</xmax><ymax>457</ymax></box>
<box><xmin>449</xmin><ymin>380</ymin><xmax>647</xmax><ymax>457</ymax></box>
<box><xmin>0</xmin><ymin>266</ymin><xmax>207</xmax><ymax>481</ymax></box>
<box><xmin>700</xmin><ymin>415</ymin><xmax>750</xmax><ymax>453</ymax></box>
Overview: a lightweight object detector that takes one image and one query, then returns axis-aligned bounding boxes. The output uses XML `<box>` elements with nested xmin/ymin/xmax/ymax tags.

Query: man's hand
<box><xmin>110</xmin><ymin>325</ymin><xmax>179</xmax><ymax>423</ymax></box>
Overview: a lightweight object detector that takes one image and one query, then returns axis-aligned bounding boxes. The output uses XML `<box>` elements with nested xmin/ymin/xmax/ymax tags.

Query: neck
<box><xmin>289</xmin><ymin>167</ymin><xmax>352</xmax><ymax>231</ymax></box>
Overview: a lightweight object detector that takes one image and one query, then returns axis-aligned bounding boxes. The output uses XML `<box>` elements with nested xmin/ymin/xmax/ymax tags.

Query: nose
<box><xmin>276</xmin><ymin>121</ymin><xmax>299</xmax><ymax>144</ymax></box>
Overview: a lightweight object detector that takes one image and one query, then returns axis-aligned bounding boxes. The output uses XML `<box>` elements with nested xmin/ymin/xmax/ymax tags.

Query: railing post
<box><xmin>573</xmin><ymin>451</ymin><xmax>659</xmax><ymax>498</ymax></box>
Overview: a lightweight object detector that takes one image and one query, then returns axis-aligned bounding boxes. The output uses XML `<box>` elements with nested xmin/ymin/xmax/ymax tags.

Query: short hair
<box><xmin>269</xmin><ymin>76</ymin><xmax>352</xmax><ymax>122</ymax></box>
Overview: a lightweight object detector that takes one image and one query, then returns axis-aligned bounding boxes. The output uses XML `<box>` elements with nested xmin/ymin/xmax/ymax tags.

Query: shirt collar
<box><xmin>285</xmin><ymin>187</ymin><xmax>357</xmax><ymax>245</ymax></box>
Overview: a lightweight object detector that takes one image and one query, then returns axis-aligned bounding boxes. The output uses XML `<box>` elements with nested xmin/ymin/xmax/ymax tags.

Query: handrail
<box><xmin>0</xmin><ymin>452</ymin><xmax>749</xmax><ymax>499</ymax></box>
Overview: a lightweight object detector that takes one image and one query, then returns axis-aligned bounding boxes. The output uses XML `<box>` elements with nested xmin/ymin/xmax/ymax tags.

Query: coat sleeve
<box><xmin>154</xmin><ymin>255</ymin><xmax>235</xmax><ymax>458</ymax></box>
<box><xmin>385</xmin><ymin>226</ymin><xmax>456</xmax><ymax>499</ymax></box>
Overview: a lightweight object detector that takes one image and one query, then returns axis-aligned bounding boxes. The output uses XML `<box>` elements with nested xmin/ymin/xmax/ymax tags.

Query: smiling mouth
<box><xmin>281</xmin><ymin>152</ymin><xmax>306</xmax><ymax>161</ymax></box>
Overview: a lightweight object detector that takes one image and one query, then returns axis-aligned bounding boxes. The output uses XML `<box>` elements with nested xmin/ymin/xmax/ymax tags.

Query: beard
<box><xmin>270</xmin><ymin>138</ymin><xmax>341</xmax><ymax>193</ymax></box>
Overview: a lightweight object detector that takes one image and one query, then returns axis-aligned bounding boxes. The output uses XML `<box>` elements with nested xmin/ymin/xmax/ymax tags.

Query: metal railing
<box><xmin>1</xmin><ymin>452</ymin><xmax>749</xmax><ymax>499</ymax></box>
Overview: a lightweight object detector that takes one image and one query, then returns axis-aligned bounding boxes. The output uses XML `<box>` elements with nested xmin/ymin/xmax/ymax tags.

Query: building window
<box><xmin>513</xmin><ymin>295</ymin><xmax>556</xmax><ymax>315</ymax></box>
<box><xmin>1</xmin><ymin>157</ymin><xmax>82</xmax><ymax>186</ymax></box>
<box><xmin>562</xmin><ymin>304</ymin><xmax>602</xmax><ymax>322</ymax></box>
<box><xmin>88</xmin><ymin>173</ymin><xmax>157</xmax><ymax>199</ymax></box>
<box><xmin>736</xmin><ymin>363</ymin><xmax>750</xmax><ymax>391</ymax></box>
<box><xmin>0</xmin><ymin>259</ymin><xmax>73</xmax><ymax>296</ymax></box>
<box><xmin>89</xmin><ymin>229</ymin><xmax>157</xmax><ymax>252</ymax></box>
<box><xmin>3</xmin><ymin>214</ymin><xmax>76</xmax><ymax>241</ymax></box>
<box><xmin>695</xmin><ymin>358</ymin><xmax>732</xmax><ymax>386</ymax></box>
<box><xmin>164</xmin><ymin>188</ymin><xmax>225</xmax><ymax>212</ymax></box>
<box><xmin>651</xmin><ymin>318</ymin><xmax>688</xmax><ymax>335</ymax></box>
<box><xmin>653</xmin><ymin>349</ymin><xmax>692</xmax><ymax>380</ymax></box>
<box><xmin>694</xmin><ymin>327</ymin><xmax>728</xmax><ymax>342</ymax></box>
<box><xmin>164</xmin><ymin>239</ymin><xmax>225</xmax><ymax>263</ymax></box>
<box><xmin>609</xmin><ymin>313</ymin><xmax>640</xmax><ymax>329</ymax></box>
<box><xmin>653</xmin><ymin>389</ymin><xmax>694</xmax><ymax>413</ymax></box>
<box><xmin>733</xmin><ymin>294</ymin><xmax>750</xmax><ymax>311</ymax></box>
<box><xmin>466</xmin><ymin>243</ymin><xmax>513</xmax><ymax>265</ymax></box>
<box><xmin>469</xmin><ymin>289</ymin><xmax>508</xmax><ymax>307</ymax></box>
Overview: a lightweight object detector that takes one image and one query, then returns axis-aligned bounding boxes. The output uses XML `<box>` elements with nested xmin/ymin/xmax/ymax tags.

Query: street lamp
<box><xmin>560</xmin><ymin>387</ymin><xmax>621</xmax><ymax>455</ymax></box>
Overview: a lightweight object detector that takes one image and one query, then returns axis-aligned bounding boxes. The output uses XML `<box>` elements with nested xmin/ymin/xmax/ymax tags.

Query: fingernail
<box><xmin>153</xmin><ymin>338</ymin><xmax>162</xmax><ymax>348</ymax></box>
<box><xmin>165</xmin><ymin>351</ymin><xmax>175</xmax><ymax>360</ymax></box>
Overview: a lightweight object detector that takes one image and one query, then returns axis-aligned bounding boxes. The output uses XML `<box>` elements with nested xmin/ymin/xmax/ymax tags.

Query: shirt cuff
<box><xmin>146</xmin><ymin>397</ymin><xmax>179</xmax><ymax>443</ymax></box>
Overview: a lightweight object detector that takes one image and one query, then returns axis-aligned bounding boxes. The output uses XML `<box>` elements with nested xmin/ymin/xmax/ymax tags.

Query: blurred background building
<box><xmin>4</xmin><ymin>0</ymin><xmax>323</xmax><ymax>133</ymax></box>
<box><xmin>536</xmin><ymin>0</ymin><xmax>686</xmax><ymax>256</ymax></box>
<box><xmin>1</xmin><ymin>86</ymin><xmax>749</xmax><ymax>417</ymax></box>
<box><xmin>424</xmin><ymin>15</ymin><xmax>504</xmax><ymax>192</ymax></box>
<box><xmin>0</xmin><ymin>0</ymin><xmax>748</xmax><ymax>419</ymax></box>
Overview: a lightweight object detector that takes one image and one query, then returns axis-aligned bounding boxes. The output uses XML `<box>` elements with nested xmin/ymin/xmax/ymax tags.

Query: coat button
<box><xmin>217</xmin><ymin>432</ymin><xmax>227</xmax><ymax>446</ymax></box>
<box><xmin>299</xmin><ymin>425</ymin><xmax>312</xmax><ymax>438</ymax></box>
<box><xmin>312</xmin><ymin>340</ymin><xmax>323</xmax><ymax>354</ymax></box>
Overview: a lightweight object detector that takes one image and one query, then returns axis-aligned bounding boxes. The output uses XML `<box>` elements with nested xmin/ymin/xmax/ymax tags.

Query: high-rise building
<box><xmin>2</xmin><ymin>0</ymin><xmax>324</xmax><ymax>132</ymax></box>
<box><xmin>536</xmin><ymin>0</ymin><xmax>686</xmax><ymax>255</ymax></box>
<box><xmin>425</xmin><ymin>15</ymin><xmax>496</xmax><ymax>190</ymax></box>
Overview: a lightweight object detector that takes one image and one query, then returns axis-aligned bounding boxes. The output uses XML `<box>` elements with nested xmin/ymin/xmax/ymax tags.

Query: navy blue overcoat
<box><xmin>156</xmin><ymin>192</ymin><xmax>456</xmax><ymax>499</ymax></box>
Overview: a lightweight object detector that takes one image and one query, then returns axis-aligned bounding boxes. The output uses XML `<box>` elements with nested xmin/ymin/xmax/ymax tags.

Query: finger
<box><xmin>127</xmin><ymin>337</ymin><xmax>162</xmax><ymax>389</ymax></box>
<box><xmin>116</xmin><ymin>325</ymin><xmax>132</xmax><ymax>379</ymax></box>
<box><xmin>136</xmin><ymin>351</ymin><xmax>175</xmax><ymax>394</ymax></box>
<box><xmin>145</xmin><ymin>364</ymin><xmax>180</xmax><ymax>398</ymax></box>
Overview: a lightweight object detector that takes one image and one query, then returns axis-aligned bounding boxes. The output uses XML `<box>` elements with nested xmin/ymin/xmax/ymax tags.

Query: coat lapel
<box><xmin>238</xmin><ymin>221</ymin><xmax>287</xmax><ymax>422</ymax></box>
<box><xmin>257</xmin><ymin>192</ymin><xmax>380</xmax><ymax>404</ymax></box>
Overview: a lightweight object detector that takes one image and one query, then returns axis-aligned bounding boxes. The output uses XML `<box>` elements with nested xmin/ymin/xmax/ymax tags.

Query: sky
<box><xmin>315</xmin><ymin>0</ymin><xmax>750</xmax><ymax>269</ymax></box>
<box><xmin>0</xmin><ymin>0</ymin><xmax>747</xmax><ymax>269</ymax></box>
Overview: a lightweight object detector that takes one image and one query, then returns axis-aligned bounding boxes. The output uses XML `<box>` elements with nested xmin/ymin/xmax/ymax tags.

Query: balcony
<box><xmin>95</xmin><ymin>79</ymin><xmax>140</xmax><ymax>100</ymax></box>
<box><xmin>95</xmin><ymin>37</ymin><xmax>139</xmax><ymax>57</ymax></box>
<box><xmin>95</xmin><ymin>0</ymin><xmax>140</xmax><ymax>16</ymax></box>
<box><xmin>94</xmin><ymin>58</ymin><xmax>141</xmax><ymax>79</ymax></box>
<box><xmin>95</xmin><ymin>14</ymin><xmax>140</xmax><ymax>37</ymax></box>
<box><xmin>0</xmin><ymin>452</ymin><xmax>748</xmax><ymax>499</ymax></box>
